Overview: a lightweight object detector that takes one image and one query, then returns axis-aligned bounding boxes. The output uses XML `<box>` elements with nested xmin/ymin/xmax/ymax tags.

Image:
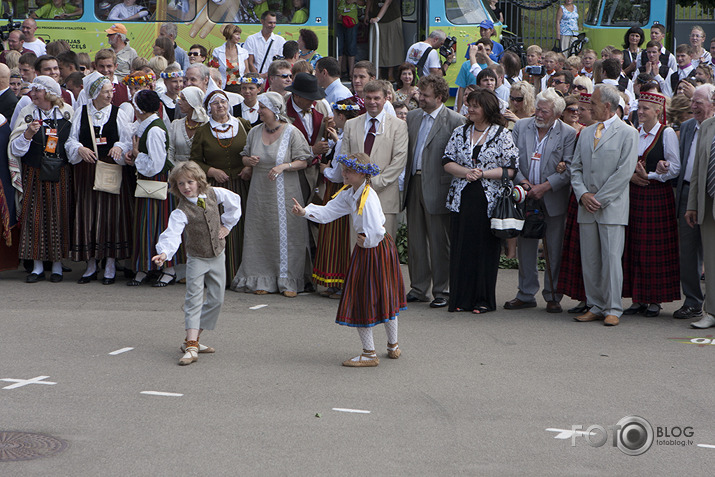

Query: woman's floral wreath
<box><xmin>160</xmin><ymin>71</ymin><xmax>185</xmax><ymax>79</ymax></box>
<box><xmin>123</xmin><ymin>71</ymin><xmax>156</xmax><ymax>86</ymax></box>
<box><xmin>335</xmin><ymin>154</ymin><xmax>380</xmax><ymax>176</ymax></box>
<box><xmin>239</xmin><ymin>76</ymin><xmax>264</xmax><ymax>85</ymax></box>
<box><xmin>331</xmin><ymin>102</ymin><xmax>361</xmax><ymax>111</ymax></box>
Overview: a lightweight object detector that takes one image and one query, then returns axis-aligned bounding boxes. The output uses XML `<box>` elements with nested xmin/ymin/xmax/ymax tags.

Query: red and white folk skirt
<box><xmin>335</xmin><ymin>234</ymin><xmax>406</xmax><ymax>327</ymax></box>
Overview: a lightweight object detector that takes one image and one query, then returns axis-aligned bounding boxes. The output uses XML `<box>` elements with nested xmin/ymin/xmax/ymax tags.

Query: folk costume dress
<box><xmin>443</xmin><ymin>124</ymin><xmax>519</xmax><ymax>312</ymax></box>
<box><xmin>0</xmin><ymin>114</ymin><xmax>19</xmax><ymax>271</ymax></box>
<box><xmin>131</xmin><ymin>114</ymin><xmax>183</xmax><ymax>272</ymax></box>
<box><xmin>65</xmin><ymin>102</ymin><xmax>134</xmax><ymax>263</ymax></box>
<box><xmin>9</xmin><ymin>103</ymin><xmax>74</xmax><ymax>263</ymax></box>
<box><xmin>304</xmin><ymin>181</ymin><xmax>406</xmax><ymax>327</ymax></box>
<box><xmin>312</xmin><ymin>131</ymin><xmax>351</xmax><ymax>290</ymax></box>
<box><xmin>231</xmin><ymin>123</ymin><xmax>313</xmax><ymax>294</ymax></box>
<box><xmin>622</xmin><ymin>122</ymin><xmax>681</xmax><ymax>304</ymax></box>
<box><xmin>190</xmin><ymin>115</ymin><xmax>251</xmax><ymax>283</ymax></box>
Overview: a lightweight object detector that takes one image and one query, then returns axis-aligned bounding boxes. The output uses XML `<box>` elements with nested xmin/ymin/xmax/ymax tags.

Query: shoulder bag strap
<box><xmin>87</xmin><ymin>106</ymin><xmax>99</xmax><ymax>158</ymax></box>
<box><xmin>258</xmin><ymin>39</ymin><xmax>275</xmax><ymax>74</ymax></box>
<box><xmin>415</xmin><ymin>47</ymin><xmax>433</xmax><ymax>78</ymax></box>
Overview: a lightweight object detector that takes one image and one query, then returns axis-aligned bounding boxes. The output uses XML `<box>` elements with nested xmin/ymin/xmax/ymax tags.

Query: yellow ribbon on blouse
<box><xmin>331</xmin><ymin>183</ymin><xmax>371</xmax><ymax>215</ymax></box>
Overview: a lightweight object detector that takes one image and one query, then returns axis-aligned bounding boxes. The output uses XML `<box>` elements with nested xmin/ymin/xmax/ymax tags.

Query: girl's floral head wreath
<box><xmin>335</xmin><ymin>154</ymin><xmax>380</xmax><ymax>176</ymax></box>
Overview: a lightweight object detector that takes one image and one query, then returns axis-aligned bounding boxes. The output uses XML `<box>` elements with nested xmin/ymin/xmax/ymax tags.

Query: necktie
<box><xmin>593</xmin><ymin>122</ymin><xmax>604</xmax><ymax>149</ymax></box>
<box><xmin>364</xmin><ymin>118</ymin><xmax>377</xmax><ymax>155</ymax></box>
<box><xmin>707</xmin><ymin>137</ymin><xmax>715</xmax><ymax>198</ymax></box>
<box><xmin>196</xmin><ymin>198</ymin><xmax>206</xmax><ymax>209</ymax></box>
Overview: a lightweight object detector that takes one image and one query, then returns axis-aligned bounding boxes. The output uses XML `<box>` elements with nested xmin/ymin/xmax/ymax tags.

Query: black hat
<box><xmin>285</xmin><ymin>72</ymin><xmax>326</xmax><ymax>101</ymax></box>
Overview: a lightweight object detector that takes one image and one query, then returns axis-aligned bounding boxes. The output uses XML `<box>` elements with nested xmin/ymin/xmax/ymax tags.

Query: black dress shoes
<box><xmin>623</xmin><ymin>303</ymin><xmax>647</xmax><ymax>315</ymax></box>
<box><xmin>102</xmin><ymin>277</ymin><xmax>116</xmax><ymax>285</ymax></box>
<box><xmin>49</xmin><ymin>273</ymin><xmax>63</xmax><ymax>283</ymax></box>
<box><xmin>567</xmin><ymin>304</ymin><xmax>589</xmax><ymax>314</ymax></box>
<box><xmin>430</xmin><ymin>297</ymin><xmax>448</xmax><ymax>308</ymax></box>
<box><xmin>26</xmin><ymin>272</ymin><xmax>45</xmax><ymax>283</ymax></box>
<box><xmin>504</xmin><ymin>298</ymin><xmax>537</xmax><ymax>310</ymax></box>
<box><xmin>77</xmin><ymin>272</ymin><xmax>98</xmax><ymax>284</ymax></box>
<box><xmin>406</xmin><ymin>294</ymin><xmax>421</xmax><ymax>303</ymax></box>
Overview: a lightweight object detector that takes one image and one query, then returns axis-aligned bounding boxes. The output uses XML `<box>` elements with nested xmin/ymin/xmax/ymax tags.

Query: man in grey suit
<box><xmin>686</xmin><ymin>92</ymin><xmax>715</xmax><ymax>329</ymax></box>
<box><xmin>571</xmin><ymin>84</ymin><xmax>638</xmax><ymax>326</ymax></box>
<box><xmin>506</xmin><ymin>88</ymin><xmax>576</xmax><ymax>313</ymax></box>
<box><xmin>674</xmin><ymin>84</ymin><xmax>715</xmax><ymax>320</ymax></box>
<box><xmin>403</xmin><ymin>75</ymin><xmax>466</xmax><ymax>307</ymax></box>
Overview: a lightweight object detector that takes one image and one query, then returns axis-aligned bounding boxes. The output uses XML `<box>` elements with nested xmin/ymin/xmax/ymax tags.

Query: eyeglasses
<box><xmin>565</xmin><ymin>107</ymin><xmax>579</xmax><ymax>113</ymax></box>
<box><xmin>510</xmin><ymin>96</ymin><xmax>524</xmax><ymax>102</ymax></box>
<box><xmin>551</xmin><ymin>79</ymin><xmax>565</xmax><ymax>85</ymax></box>
<box><xmin>188</xmin><ymin>52</ymin><xmax>203</xmax><ymax>56</ymax></box>
<box><xmin>275</xmin><ymin>73</ymin><xmax>292</xmax><ymax>79</ymax></box>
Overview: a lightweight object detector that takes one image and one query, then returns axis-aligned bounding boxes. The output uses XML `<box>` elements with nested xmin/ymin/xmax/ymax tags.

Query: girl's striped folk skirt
<box><xmin>313</xmin><ymin>180</ymin><xmax>351</xmax><ymax>288</ymax></box>
<box><xmin>335</xmin><ymin>233</ymin><xmax>406</xmax><ymax>327</ymax></box>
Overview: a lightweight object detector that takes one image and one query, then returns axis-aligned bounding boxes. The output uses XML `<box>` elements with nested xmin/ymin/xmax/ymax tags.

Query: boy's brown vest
<box><xmin>177</xmin><ymin>186</ymin><xmax>225</xmax><ymax>258</ymax></box>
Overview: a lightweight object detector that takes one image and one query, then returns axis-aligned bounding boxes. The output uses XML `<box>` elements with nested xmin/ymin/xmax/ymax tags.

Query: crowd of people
<box><xmin>2</xmin><ymin>12</ymin><xmax>715</xmax><ymax>366</ymax></box>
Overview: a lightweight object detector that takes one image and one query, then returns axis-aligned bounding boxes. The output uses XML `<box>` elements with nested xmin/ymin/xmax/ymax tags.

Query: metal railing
<box><xmin>369</xmin><ymin>22</ymin><xmax>380</xmax><ymax>79</ymax></box>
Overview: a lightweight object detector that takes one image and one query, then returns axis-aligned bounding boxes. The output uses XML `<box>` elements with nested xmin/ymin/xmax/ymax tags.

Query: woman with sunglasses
<box><xmin>190</xmin><ymin>90</ymin><xmax>252</xmax><ymax>285</ymax></box>
<box><xmin>560</xmin><ymin>94</ymin><xmax>581</xmax><ymax>132</ymax></box>
<box><xmin>502</xmin><ymin>81</ymin><xmax>535</xmax><ymax>123</ymax></box>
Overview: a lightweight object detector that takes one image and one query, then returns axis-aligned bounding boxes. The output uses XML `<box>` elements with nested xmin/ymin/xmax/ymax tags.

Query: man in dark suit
<box><xmin>506</xmin><ymin>88</ymin><xmax>576</xmax><ymax>313</ymax></box>
<box><xmin>0</xmin><ymin>63</ymin><xmax>18</xmax><ymax>120</ymax></box>
<box><xmin>403</xmin><ymin>75</ymin><xmax>465</xmax><ymax>307</ymax></box>
<box><xmin>675</xmin><ymin>84</ymin><xmax>715</xmax><ymax>320</ymax></box>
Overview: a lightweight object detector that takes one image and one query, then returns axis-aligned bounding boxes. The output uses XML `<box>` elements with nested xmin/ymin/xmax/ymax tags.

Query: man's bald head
<box><xmin>0</xmin><ymin>63</ymin><xmax>11</xmax><ymax>89</ymax></box>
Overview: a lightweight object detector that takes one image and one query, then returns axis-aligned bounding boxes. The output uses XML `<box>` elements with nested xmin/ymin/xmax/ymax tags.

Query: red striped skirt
<box><xmin>336</xmin><ymin>233</ymin><xmax>406</xmax><ymax>327</ymax></box>
<box><xmin>313</xmin><ymin>181</ymin><xmax>351</xmax><ymax>288</ymax></box>
<box><xmin>131</xmin><ymin>172</ymin><xmax>184</xmax><ymax>272</ymax></box>
<box><xmin>555</xmin><ymin>191</ymin><xmax>586</xmax><ymax>301</ymax></box>
<box><xmin>622</xmin><ymin>180</ymin><xmax>680</xmax><ymax>303</ymax></box>
<box><xmin>70</xmin><ymin>160</ymin><xmax>133</xmax><ymax>262</ymax></box>
<box><xmin>18</xmin><ymin>164</ymin><xmax>72</xmax><ymax>262</ymax></box>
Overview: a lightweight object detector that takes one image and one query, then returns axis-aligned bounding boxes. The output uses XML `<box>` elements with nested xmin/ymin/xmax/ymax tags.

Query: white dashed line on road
<box><xmin>140</xmin><ymin>391</ymin><xmax>184</xmax><ymax>397</ymax></box>
<box><xmin>109</xmin><ymin>347</ymin><xmax>134</xmax><ymax>355</ymax></box>
<box><xmin>249</xmin><ymin>304</ymin><xmax>268</xmax><ymax>310</ymax></box>
<box><xmin>332</xmin><ymin>408</ymin><xmax>370</xmax><ymax>414</ymax></box>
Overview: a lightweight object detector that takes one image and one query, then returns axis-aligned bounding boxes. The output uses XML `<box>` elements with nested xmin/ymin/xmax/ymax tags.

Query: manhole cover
<box><xmin>0</xmin><ymin>431</ymin><xmax>68</xmax><ymax>461</ymax></box>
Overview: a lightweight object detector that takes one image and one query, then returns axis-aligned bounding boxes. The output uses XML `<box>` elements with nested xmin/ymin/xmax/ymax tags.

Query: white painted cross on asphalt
<box><xmin>1</xmin><ymin>375</ymin><xmax>57</xmax><ymax>390</ymax></box>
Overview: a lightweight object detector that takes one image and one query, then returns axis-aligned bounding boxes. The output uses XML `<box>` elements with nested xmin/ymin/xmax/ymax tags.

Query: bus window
<box><xmin>403</xmin><ymin>0</ymin><xmax>415</xmax><ymax>17</ymax></box>
<box><xmin>28</xmin><ymin>0</ymin><xmax>83</xmax><ymax>20</ymax></box>
<box><xmin>585</xmin><ymin>0</ymin><xmax>601</xmax><ymax>25</ymax></box>
<box><xmin>602</xmin><ymin>0</ymin><xmax>650</xmax><ymax>26</ymax></box>
<box><xmin>98</xmin><ymin>0</ymin><xmax>197</xmax><ymax>22</ymax></box>
<box><xmin>445</xmin><ymin>0</ymin><xmax>489</xmax><ymax>25</ymax></box>
<box><xmin>208</xmin><ymin>0</ymin><xmax>309</xmax><ymax>24</ymax></box>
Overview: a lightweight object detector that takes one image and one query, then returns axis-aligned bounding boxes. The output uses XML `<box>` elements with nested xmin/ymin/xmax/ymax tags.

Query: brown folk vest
<box><xmin>177</xmin><ymin>186</ymin><xmax>225</xmax><ymax>258</ymax></box>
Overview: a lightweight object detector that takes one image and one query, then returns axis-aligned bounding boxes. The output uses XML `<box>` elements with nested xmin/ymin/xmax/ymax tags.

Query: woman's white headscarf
<box><xmin>257</xmin><ymin>92</ymin><xmax>290</xmax><ymax>123</ymax></box>
<box><xmin>83</xmin><ymin>71</ymin><xmax>112</xmax><ymax>101</ymax></box>
<box><xmin>181</xmin><ymin>86</ymin><xmax>208</xmax><ymax>124</ymax></box>
<box><xmin>30</xmin><ymin>75</ymin><xmax>62</xmax><ymax>99</ymax></box>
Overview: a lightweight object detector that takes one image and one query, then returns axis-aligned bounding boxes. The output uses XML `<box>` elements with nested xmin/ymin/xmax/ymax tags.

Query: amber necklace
<box><xmin>185</xmin><ymin>119</ymin><xmax>200</xmax><ymax>130</ymax></box>
<box><xmin>212</xmin><ymin>122</ymin><xmax>234</xmax><ymax>149</ymax></box>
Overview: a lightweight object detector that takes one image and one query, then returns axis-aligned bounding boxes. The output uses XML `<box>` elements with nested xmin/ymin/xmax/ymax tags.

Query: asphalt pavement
<box><xmin>1</xmin><ymin>264</ymin><xmax>714</xmax><ymax>476</ymax></box>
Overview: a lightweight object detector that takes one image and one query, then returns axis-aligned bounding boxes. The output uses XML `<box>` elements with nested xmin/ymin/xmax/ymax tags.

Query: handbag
<box><xmin>521</xmin><ymin>198</ymin><xmax>546</xmax><ymax>239</ymax></box>
<box><xmin>551</xmin><ymin>40</ymin><xmax>562</xmax><ymax>53</ymax></box>
<box><xmin>40</xmin><ymin>154</ymin><xmax>64</xmax><ymax>182</ymax></box>
<box><xmin>342</xmin><ymin>15</ymin><xmax>356</xmax><ymax>28</ymax></box>
<box><xmin>490</xmin><ymin>168</ymin><xmax>524</xmax><ymax>239</ymax></box>
<box><xmin>135</xmin><ymin>178</ymin><xmax>168</xmax><ymax>200</ymax></box>
<box><xmin>89</xmin><ymin>107</ymin><xmax>123</xmax><ymax>195</ymax></box>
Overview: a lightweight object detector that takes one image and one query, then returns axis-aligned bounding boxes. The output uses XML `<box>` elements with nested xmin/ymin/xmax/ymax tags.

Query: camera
<box><xmin>0</xmin><ymin>15</ymin><xmax>21</xmax><ymax>42</ymax></box>
<box><xmin>525</xmin><ymin>65</ymin><xmax>545</xmax><ymax>76</ymax></box>
<box><xmin>439</xmin><ymin>36</ymin><xmax>457</xmax><ymax>59</ymax></box>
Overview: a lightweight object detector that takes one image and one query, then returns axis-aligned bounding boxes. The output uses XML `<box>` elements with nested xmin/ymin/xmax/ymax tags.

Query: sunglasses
<box><xmin>573</xmin><ymin>85</ymin><xmax>587</xmax><ymax>90</ymax></box>
<box><xmin>565</xmin><ymin>107</ymin><xmax>579</xmax><ymax>113</ymax></box>
<box><xmin>551</xmin><ymin>79</ymin><xmax>565</xmax><ymax>85</ymax></box>
<box><xmin>188</xmin><ymin>52</ymin><xmax>203</xmax><ymax>56</ymax></box>
<box><xmin>275</xmin><ymin>73</ymin><xmax>292</xmax><ymax>79</ymax></box>
<box><xmin>510</xmin><ymin>96</ymin><xmax>524</xmax><ymax>102</ymax></box>
<box><xmin>79</xmin><ymin>66</ymin><xmax>86</xmax><ymax>71</ymax></box>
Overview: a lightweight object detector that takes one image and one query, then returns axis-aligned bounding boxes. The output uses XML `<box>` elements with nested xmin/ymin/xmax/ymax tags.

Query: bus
<box><xmin>11</xmin><ymin>0</ymin><xmax>498</xmax><ymax>88</ymax></box>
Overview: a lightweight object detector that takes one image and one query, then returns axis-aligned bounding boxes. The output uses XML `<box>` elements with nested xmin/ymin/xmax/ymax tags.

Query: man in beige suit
<box><xmin>571</xmin><ymin>84</ymin><xmax>639</xmax><ymax>326</ymax></box>
<box><xmin>342</xmin><ymin>80</ymin><xmax>408</xmax><ymax>239</ymax></box>
<box><xmin>403</xmin><ymin>75</ymin><xmax>465</xmax><ymax>307</ymax></box>
<box><xmin>685</xmin><ymin>111</ymin><xmax>715</xmax><ymax>329</ymax></box>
